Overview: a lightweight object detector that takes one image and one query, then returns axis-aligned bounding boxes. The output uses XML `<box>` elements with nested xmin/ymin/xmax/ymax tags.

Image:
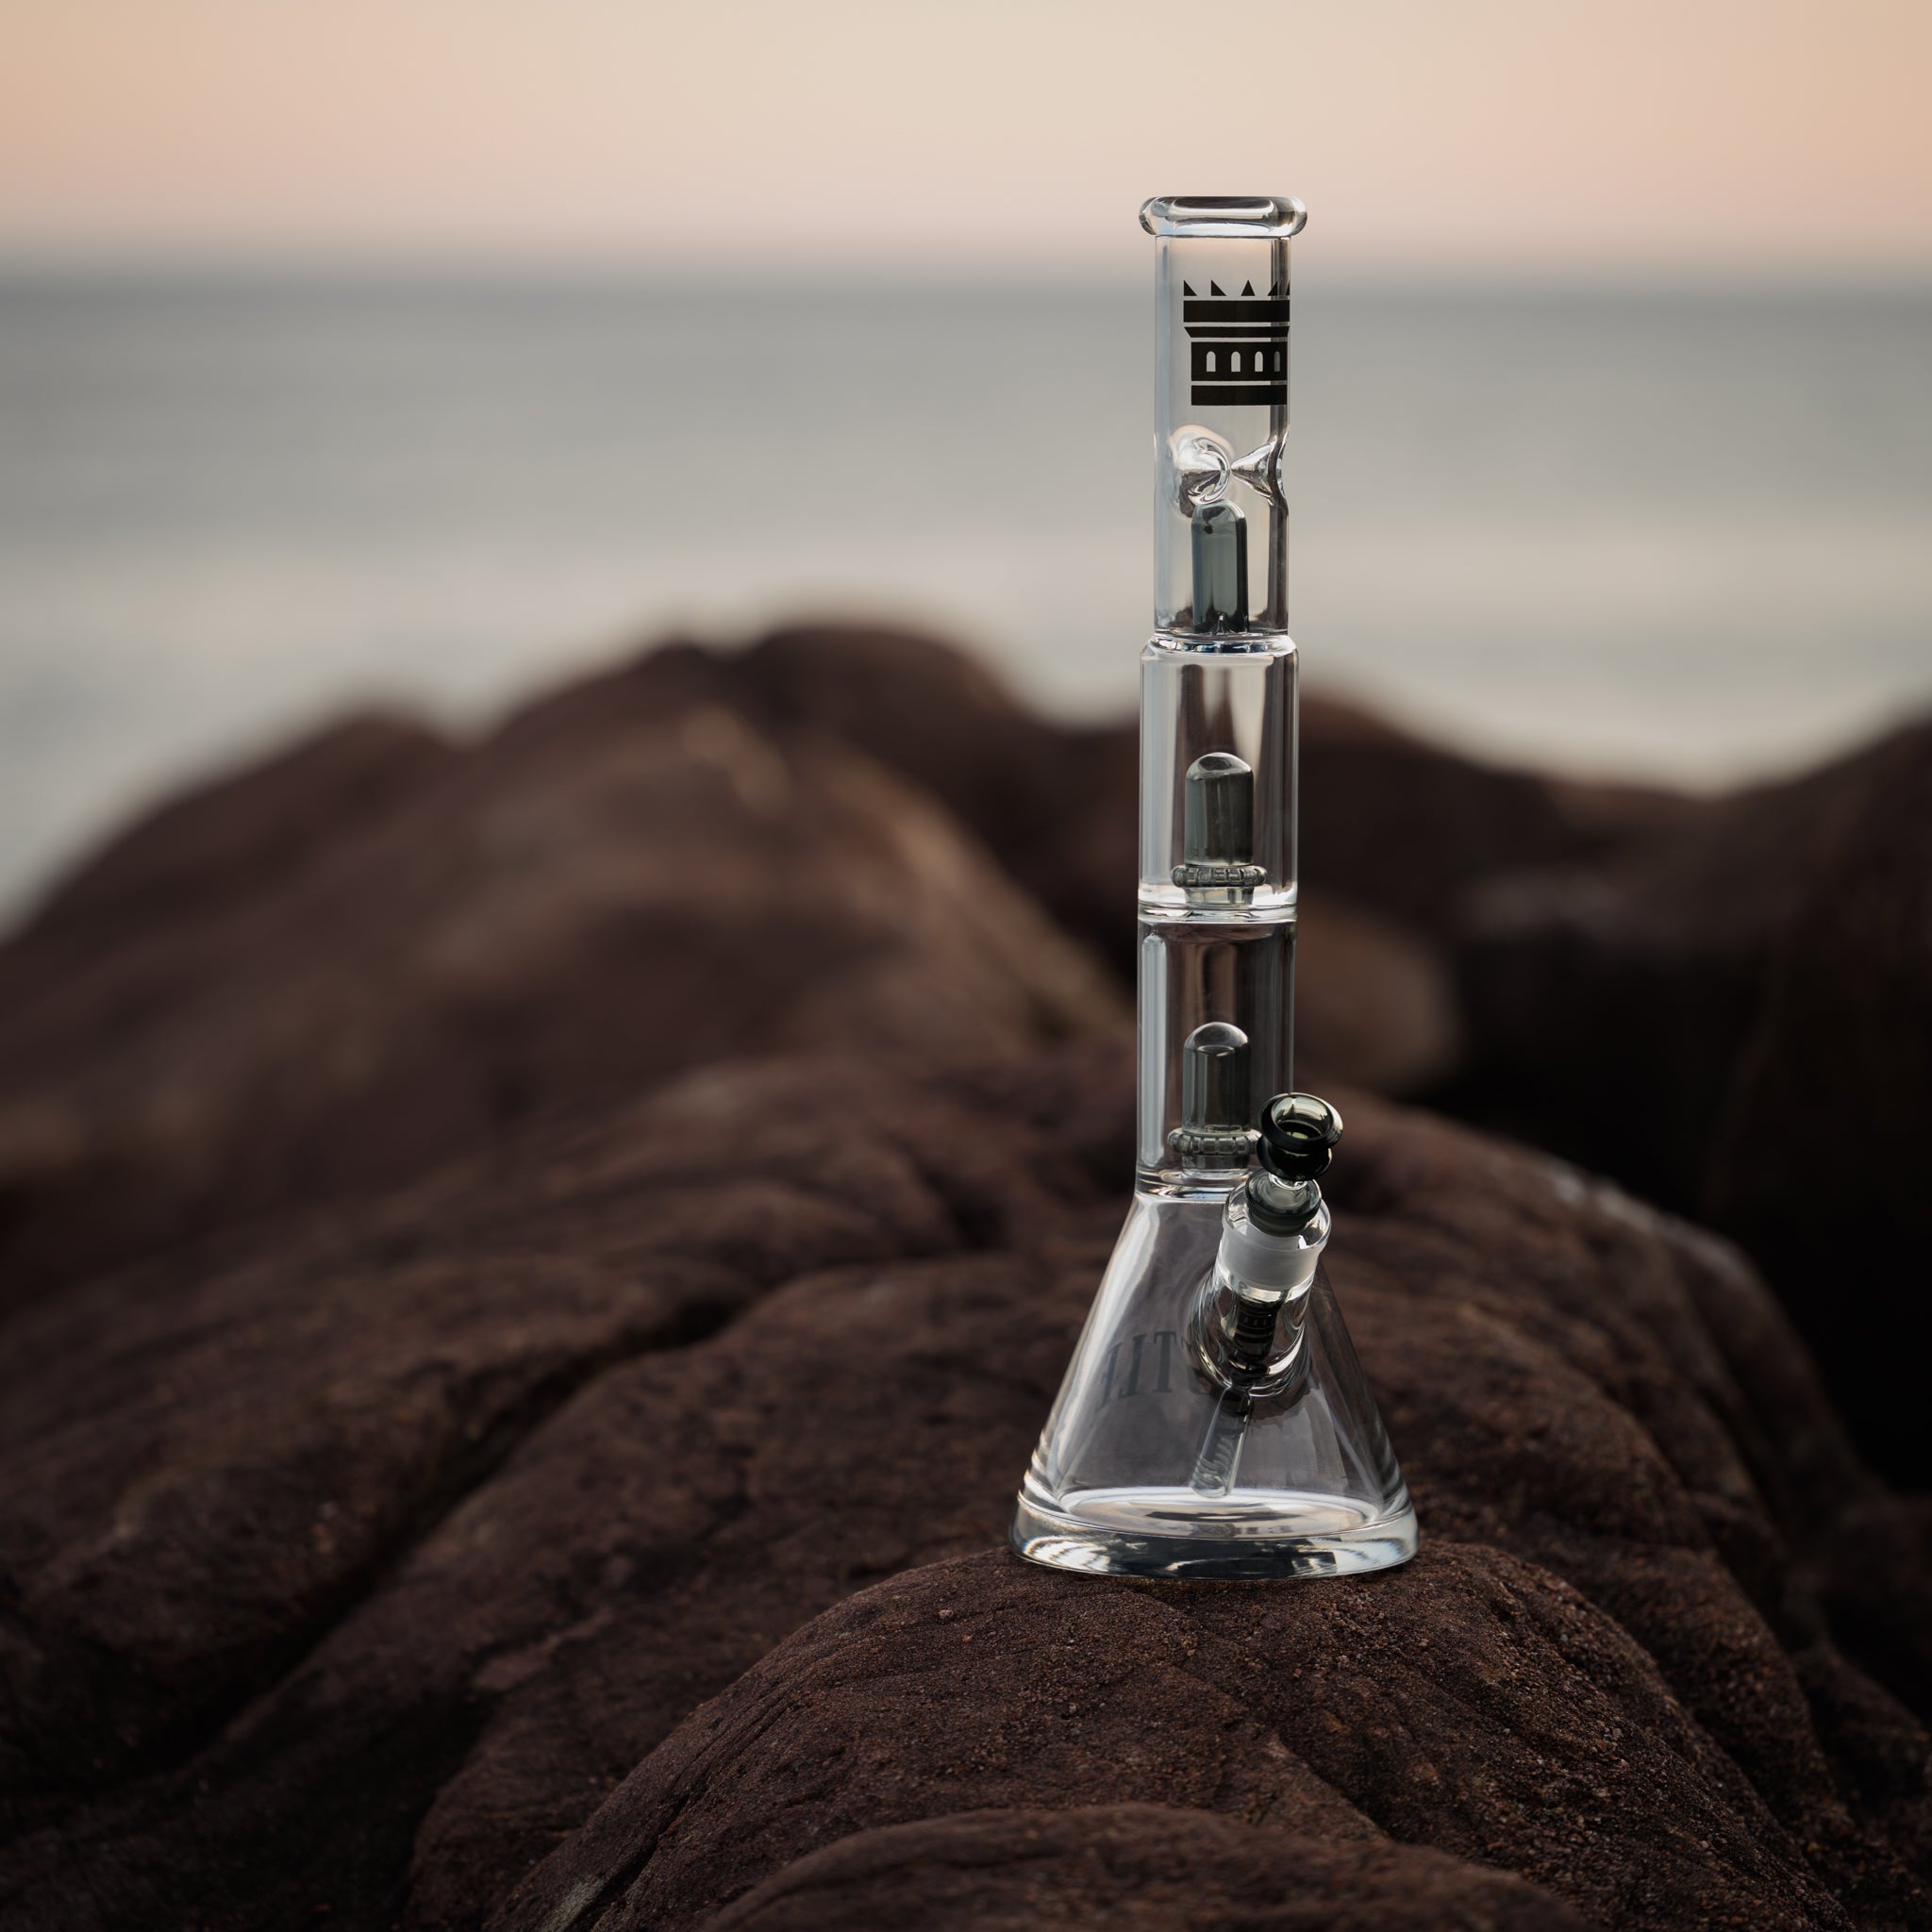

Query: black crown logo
<box><xmin>1182</xmin><ymin>278</ymin><xmax>1289</xmax><ymax>407</ymax></box>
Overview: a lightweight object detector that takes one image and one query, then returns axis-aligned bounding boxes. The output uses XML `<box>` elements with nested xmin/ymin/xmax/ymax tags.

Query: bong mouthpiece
<box><xmin>1258</xmin><ymin>1092</ymin><xmax>1343</xmax><ymax>1182</ymax></box>
<box><xmin>1251</xmin><ymin>1092</ymin><xmax>1342</xmax><ymax>1235</ymax></box>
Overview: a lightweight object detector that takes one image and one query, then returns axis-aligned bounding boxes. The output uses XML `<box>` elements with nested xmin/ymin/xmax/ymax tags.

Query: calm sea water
<box><xmin>2</xmin><ymin>272</ymin><xmax>1928</xmax><ymax>920</ymax></box>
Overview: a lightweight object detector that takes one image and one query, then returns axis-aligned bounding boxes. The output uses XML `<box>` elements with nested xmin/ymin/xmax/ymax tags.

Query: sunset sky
<box><xmin>3</xmin><ymin>0</ymin><xmax>1929</xmax><ymax>276</ymax></box>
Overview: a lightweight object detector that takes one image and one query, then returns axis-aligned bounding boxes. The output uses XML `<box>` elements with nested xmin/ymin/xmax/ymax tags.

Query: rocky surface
<box><xmin>589</xmin><ymin>626</ymin><xmax>1932</xmax><ymax>1480</ymax></box>
<box><xmin>1703</xmin><ymin>724</ymin><xmax>1932</xmax><ymax>1483</ymax></box>
<box><xmin>0</xmin><ymin>674</ymin><xmax>1120</xmax><ymax>1302</ymax></box>
<box><xmin>691</xmin><ymin>1805</ymin><xmax>1594</xmax><ymax>1932</ymax></box>
<box><xmin>500</xmin><ymin>1547</ymin><xmax>1850</xmax><ymax>1932</ymax></box>
<box><xmin>1446</xmin><ymin>721</ymin><xmax>1932</xmax><ymax>1481</ymax></box>
<box><xmin>1</xmin><ymin>625</ymin><xmax>1928</xmax><ymax>1930</ymax></box>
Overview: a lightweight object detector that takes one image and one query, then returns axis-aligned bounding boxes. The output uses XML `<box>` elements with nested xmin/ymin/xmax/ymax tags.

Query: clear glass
<box><xmin>1142</xmin><ymin>196</ymin><xmax>1303</xmax><ymax>636</ymax></box>
<box><xmin>1136</xmin><ymin>633</ymin><xmax>1297</xmax><ymax>1174</ymax></box>
<box><xmin>1137</xmin><ymin>923</ymin><xmax>1291</xmax><ymax>1182</ymax></box>
<box><xmin>1012</xmin><ymin>1195</ymin><xmax>1417</xmax><ymax>1578</ymax></box>
<box><xmin>1011</xmin><ymin>193</ymin><xmax>1417</xmax><ymax>1582</ymax></box>
<box><xmin>1139</xmin><ymin>635</ymin><xmax>1296</xmax><ymax>918</ymax></box>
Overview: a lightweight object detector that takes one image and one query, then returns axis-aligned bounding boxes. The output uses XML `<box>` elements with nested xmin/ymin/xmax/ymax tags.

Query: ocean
<box><xmin>2</xmin><ymin>271</ymin><xmax>1928</xmax><ymax>921</ymax></box>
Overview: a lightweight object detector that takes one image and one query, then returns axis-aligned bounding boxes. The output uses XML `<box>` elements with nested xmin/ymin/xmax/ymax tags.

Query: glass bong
<box><xmin>1010</xmin><ymin>195</ymin><xmax>1419</xmax><ymax>1579</ymax></box>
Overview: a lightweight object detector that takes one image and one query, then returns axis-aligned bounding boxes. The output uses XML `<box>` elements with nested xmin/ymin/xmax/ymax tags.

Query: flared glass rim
<box><xmin>1141</xmin><ymin>195</ymin><xmax>1308</xmax><ymax>241</ymax></box>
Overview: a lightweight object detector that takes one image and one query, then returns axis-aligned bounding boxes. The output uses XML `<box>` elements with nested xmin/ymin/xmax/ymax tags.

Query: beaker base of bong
<box><xmin>1008</xmin><ymin>1191</ymin><xmax>1418</xmax><ymax>1584</ymax></box>
<box><xmin>1012</xmin><ymin>1485</ymin><xmax>1417</xmax><ymax>1580</ymax></box>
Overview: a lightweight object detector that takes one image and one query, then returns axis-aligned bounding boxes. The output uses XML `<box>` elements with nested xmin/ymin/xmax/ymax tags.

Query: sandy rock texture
<box><xmin>1</xmin><ymin>626</ymin><xmax>1927</xmax><ymax>1931</ymax></box>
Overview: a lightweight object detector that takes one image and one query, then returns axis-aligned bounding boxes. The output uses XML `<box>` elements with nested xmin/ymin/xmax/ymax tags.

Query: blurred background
<box><xmin>2</xmin><ymin>0</ymin><xmax>1929</xmax><ymax>922</ymax></box>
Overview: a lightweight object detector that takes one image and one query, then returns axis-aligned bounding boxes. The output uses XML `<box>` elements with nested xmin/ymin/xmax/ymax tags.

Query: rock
<box><xmin>1704</xmin><ymin>724</ymin><xmax>1932</xmax><ymax>1483</ymax></box>
<box><xmin>1444</xmin><ymin>746</ymin><xmax>1848</xmax><ymax>1208</ymax></box>
<box><xmin>9</xmin><ymin>713</ymin><xmax>458</xmax><ymax>954</ymax></box>
<box><xmin>0</xmin><ymin>625</ymin><xmax>1523</xmax><ymax>1314</ymax></box>
<box><xmin>0</xmin><ymin>694</ymin><xmax>1121</xmax><ymax>1299</ymax></box>
<box><xmin>498</xmin><ymin>624</ymin><xmax>1140</xmax><ymax>981</ymax></box>
<box><xmin>693</xmin><ymin>1805</ymin><xmax>1591</xmax><ymax>1931</ymax></box>
<box><xmin>590</xmin><ymin>630</ymin><xmax>1620</xmax><ymax>980</ymax></box>
<box><xmin>495</xmin><ymin>1547</ymin><xmax>1849</xmax><ymax>1932</ymax></box>
<box><xmin>1447</xmin><ymin>721</ymin><xmax>1932</xmax><ymax>1479</ymax></box>
<box><xmin>508</xmin><ymin>627</ymin><xmax>1491</xmax><ymax>1098</ymax></box>
<box><xmin>1295</xmin><ymin>896</ymin><xmax>1462</xmax><ymax>1095</ymax></box>
<box><xmin>562</xmin><ymin>631</ymin><xmax>1643</xmax><ymax>959</ymax></box>
<box><xmin>1296</xmin><ymin>694</ymin><xmax>1591</xmax><ymax>928</ymax></box>
<box><xmin>3</xmin><ymin>624</ymin><xmax>1930</xmax><ymax>1930</ymax></box>
<box><xmin>0</xmin><ymin>1049</ymin><xmax>1126</xmax><ymax>1814</ymax></box>
<box><xmin>1817</xmin><ymin>1497</ymin><xmax>1932</xmax><ymax>1759</ymax></box>
<box><xmin>0</xmin><ymin>1045</ymin><xmax>1132</xmax><ymax>1927</ymax></box>
<box><xmin>5</xmin><ymin>1062</ymin><xmax>1929</xmax><ymax>1930</ymax></box>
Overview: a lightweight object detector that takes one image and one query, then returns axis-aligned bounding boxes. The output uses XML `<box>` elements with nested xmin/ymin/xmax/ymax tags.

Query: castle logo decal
<box><xmin>1184</xmin><ymin>280</ymin><xmax>1289</xmax><ymax>407</ymax></box>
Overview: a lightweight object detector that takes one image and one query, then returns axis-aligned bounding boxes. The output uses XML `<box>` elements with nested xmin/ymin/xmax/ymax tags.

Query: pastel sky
<box><xmin>3</xmin><ymin>0</ymin><xmax>1929</xmax><ymax>275</ymax></box>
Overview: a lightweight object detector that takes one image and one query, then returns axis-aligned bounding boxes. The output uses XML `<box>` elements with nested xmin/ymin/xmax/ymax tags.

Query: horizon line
<box><xmin>5</xmin><ymin>247</ymin><xmax>1931</xmax><ymax>299</ymax></box>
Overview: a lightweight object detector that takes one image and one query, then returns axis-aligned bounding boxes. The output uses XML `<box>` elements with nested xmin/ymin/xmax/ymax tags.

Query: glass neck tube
<box><xmin>1141</xmin><ymin>194</ymin><xmax>1305</xmax><ymax>637</ymax></box>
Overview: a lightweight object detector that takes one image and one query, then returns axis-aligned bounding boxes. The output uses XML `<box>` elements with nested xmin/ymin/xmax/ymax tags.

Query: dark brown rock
<box><xmin>11</xmin><ymin>711</ymin><xmax>457</xmax><ymax>954</ymax></box>
<box><xmin>494</xmin><ymin>1547</ymin><xmax>1846</xmax><ymax>1932</ymax></box>
<box><xmin>0</xmin><ymin>625</ymin><xmax>1517</xmax><ymax>1307</ymax></box>
<box><xmin>494</xmin><ymin>624</ymin><xmax>1140</xmax><ymax>980</ymax></box>
<box><xmin>0</xmin><ymin>693</ymin><xmax>1120</xmax><ymax>1299</ymax></box>
<box><xmin>1295</xmin><ymin>896</ymin><xmax>1461</xmax><ymax>1095</ymax></box>
<box><xmin>473</xmin><ymin>1090</ymin><xmax>1932</xmax><ymax>1932</ymax></box>
<box><xmin>1443</xmin><ymin>744</ymin><xmax>1852</xmax><ymax>1207</ymax></box>
<box><xmin>0</xmin><ymin>623</ymin><xmax>1511</xmax><ymax>1317</ymax></box>
<box><xmin>1445</xmin><ymin>720</ymin><xmax>1932</xmax><ymax>1479</ymax></box>
<box><xmin>6</xmin><ymin>1063</ymin><xmax>1930</xmax><ymax>1931</ymax></box>
<box><xmin>1297</xmin><ymin>694</ymin><xmax>1590</xmax><ymax>928</ymax></box>
<box><xmin>508</xmin><ymin>627</ymin><xmax>1490</xmax><ymax>1100</ymax></box>
<box><xmin>547</xmin><ymin>630</ymin><xmax>1637</xmax><ymax>967</ymax></box>
<box><xmin>693</xmin><ymin>1805</ymin><xmax>1591</xmax><ymax>1931</ymax></box>
<box><xmin>3</xmin><ymin>625</ymin><xmax>1930</xmax><ymax>1932</ymax></box>
<box><xmin>1703</xmin><ymin>724</ymin><xmax>1932</xmax><ymax>1485</ymax></box>
<box><xmin>0</xmin><ymin>1049</ymin><xmax>1125</xmax><ymax>1814</ymax></box>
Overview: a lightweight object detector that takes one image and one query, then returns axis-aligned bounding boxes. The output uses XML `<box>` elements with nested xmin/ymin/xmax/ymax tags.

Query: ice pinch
<box><xmin>1009</xmin><ymin>194</ymin><xmax>1418</xmax><ymax>1581</ymax></box>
